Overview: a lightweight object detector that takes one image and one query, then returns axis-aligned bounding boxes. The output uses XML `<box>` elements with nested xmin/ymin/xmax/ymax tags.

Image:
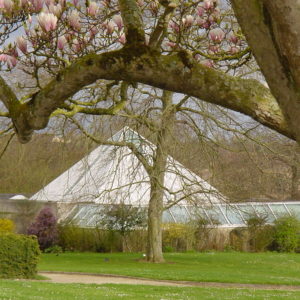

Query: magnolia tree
<box><xmin>0</xmin><ymin>0</ymin><xmax>297</xmax><ymax>145</ymax></box>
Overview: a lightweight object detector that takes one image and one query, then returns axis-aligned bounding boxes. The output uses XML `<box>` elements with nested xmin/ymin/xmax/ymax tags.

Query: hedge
<box><xmin>0</xmin><ymin>233</ymin><xmax>41</xmax><ymax>279</ymax></box>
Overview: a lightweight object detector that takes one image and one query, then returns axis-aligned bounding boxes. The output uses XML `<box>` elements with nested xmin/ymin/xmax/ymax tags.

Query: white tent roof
<box><xmin>30</xmin><ymin>127</ymin><xmax>225</xmax><ymax>206</ymax></box>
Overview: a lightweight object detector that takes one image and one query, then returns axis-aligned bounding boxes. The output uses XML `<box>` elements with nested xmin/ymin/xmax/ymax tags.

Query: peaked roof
<box><xmin>30</xmin><ymin>127</ymin><xmax>225</xmax><ymax>206</ymax></box>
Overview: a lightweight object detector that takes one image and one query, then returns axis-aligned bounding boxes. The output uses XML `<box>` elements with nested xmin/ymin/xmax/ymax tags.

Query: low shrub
<box><xmin>0</xmin><ymin>219</ymin><xmax>15</xmax><ymax>233</ymax></box>
<box><xmin>246</xmin><ymin>214</ymin><xmax>274</xmax><ymax>252</ymax></box>
<box><xmin>273</xmin><ymin>215</ymin><xmax>300</xmax><ymax>253</ymax></box>
<box><xmin>162</xmin><ymin>223</ymin><xmax>195</xmax><ymax>252</ymax></box>
<box><xmin>0</xmin><ymin>233</ymin><xmax>40</xmax><ymax>279</ymax></box>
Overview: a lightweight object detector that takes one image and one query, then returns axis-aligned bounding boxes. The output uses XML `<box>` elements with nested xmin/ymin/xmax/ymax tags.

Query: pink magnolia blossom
<box><xmin>16</xmin><ymin>36</ymin><xmax>27</xmax><ymax>54</ymax></box>
<box><xmin>57</xmin><ymin>35</ymin><xmax>67</xmax><ymax>50</ymax></box>
<box><xmin>49</xmin><ymin>4</ymin><xmax>62</xmax><ymax>17</ymax></box>
<box><xmin>19</xmin><ymin>0</ymin><xmax>28</xmax><ymax>7</ymax></box>
<box><xmin>197</xmin><ymin>6</ymin><xmax>205</xmax><ymax>16</ymax></box>
<box><xmin>183</xmin><ymin>15</ymin><xmax>194</xmax><ymax>27</ymax></box>
<box><xmin>118</xmin><ymin>33</ymin><xmax>126</xmax><ymax>44</ymax></box>
<box><xmin>113</xmin><ymin>15</ymin><xmax>123</xmax><ymax>30</ymax></box>
<box><xmin>201</xmin><ymin>59</ymin><xmax>214</xmax><ymax>68</ymax></box>
<box><xmin>169</xmin><ymin>20</ymin><xmax>179</xmax><ymax>33</ymax></box>
<box><xmin>0</xmin><ymin>0</ymin><xmax>13</xmax><ymax>12</ymax></box>
<box><xmin>68</xmin><ymin>10</ymin><xmax>81</xmax><ymax>30</ymax></box>
<box><xmin>0</xmin><ymin>54</ymin><xmax>17</xmax><ymax>68</ymax></box>
<box><xmin>72</xmin><ymin>0</ymin><xmax>79</xmax><ymax>6</ymax></box>
<box><xmin>203</xmin><ymin>0</ymin><xmax>214</xmax><ymax>10</ymax></box>
<box><xmin>209</xmin><ymin>28</ymin><xmax>225</xmax><ymax>42</ymax></box>
<box><xmin>228</xmin><ymin>32</ymin><xmax>238</xmax><ymax>44</ymax></box>
<box><xmin>31</xmin><ymin>0</ymin><xmax>44</xmax><ymax>12</ymax></box>
<box><xmin>137</xmin><ymin>0</ymin><xmax>144</xmax><ymax>7</ymax></box>
<box><xmin>166</xmin><ymin>41</ymin><xmax>176</xmax><ymax>48</ymax></box>
<box><xmin>229</xmin><ymin>46</ymin><xmax>239</xmax><ymax>54</ymax></box>
<box><xmin>45</xmin><ymin>0</ymin><xmax>54</xmax><ymax>6</ymax></box>
<box><xmin>72</xmin><ymin>38</ymin><xmax>81</xmax><ymax>52</ymax></box>
<box><xmin>37</xmin><ymin>12</ymin><xmax>58</xmax><ymax>32</ymax></box>
<box><xmin>105</xmin><ymin>21</ymin><xmax>114</xmax><ymax>34</ymax></box>
<box><xmin>87</xmin><ymin>1</ymin><xmax>98</xmax><ymax>16</ymax></box>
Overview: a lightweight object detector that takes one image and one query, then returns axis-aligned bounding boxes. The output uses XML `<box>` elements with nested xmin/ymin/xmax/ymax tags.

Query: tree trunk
<box><xmin>146</xmin><ymin>91</ymin><xmax>175</xmax><ymax>263</ymax></box>
<box><xmin>147</xmin><ymin>178</ymin><xmax>165</xmax><ymax>262</ymax></box>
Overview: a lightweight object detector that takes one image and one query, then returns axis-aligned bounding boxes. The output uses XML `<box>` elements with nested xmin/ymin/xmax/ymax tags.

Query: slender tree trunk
<box><xmin>146</xmin><ymin>91</ymin><xmax>175</xmax><ymax>263</ymax></box>
<box><xmin>147</xmin><ymin>178</ymin><xmax>165</xmax><ymax>262</ymax></box>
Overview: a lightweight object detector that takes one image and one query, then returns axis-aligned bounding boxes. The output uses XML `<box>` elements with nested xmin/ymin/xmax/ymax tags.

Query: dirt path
<box><xmin>39</xmin><ymin>271</ymin><xmax>300</xmax><ymax>291</ymax></box>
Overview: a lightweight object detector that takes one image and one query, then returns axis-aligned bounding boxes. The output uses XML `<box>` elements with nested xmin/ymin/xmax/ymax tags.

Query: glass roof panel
<box><xmin>269</xmin><ymin>204</ymin><xmax>289</xmax><ymax>218</ymax></box>
<box><xmin>221</xmin><ymin>205</ymin><xmax>245</xmax><ymax>225</ymax></box>
<box><xmin>285</xmin><ymin>204</ymin><xmax>300</xmax><ymax>218</ymax></box>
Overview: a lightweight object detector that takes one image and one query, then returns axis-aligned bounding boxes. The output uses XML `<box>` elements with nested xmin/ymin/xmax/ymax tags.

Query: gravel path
<box><xmin>39</xmin><ymin>272</ymin><xmax>300</xmax><ymax>291</ymax></box>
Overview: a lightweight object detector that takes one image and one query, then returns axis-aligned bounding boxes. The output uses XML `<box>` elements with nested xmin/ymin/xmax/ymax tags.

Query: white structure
<box><xmin>30</xmin><ymin>127</ymin><xmax>225</xmax><ymax>206</ymax></box>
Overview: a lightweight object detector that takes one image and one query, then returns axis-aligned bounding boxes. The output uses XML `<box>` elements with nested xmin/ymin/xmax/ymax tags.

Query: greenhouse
<box><xmin>64</xmin><ymin>201</ymin><xmax>300</xmax><ymax>228</ymax></box>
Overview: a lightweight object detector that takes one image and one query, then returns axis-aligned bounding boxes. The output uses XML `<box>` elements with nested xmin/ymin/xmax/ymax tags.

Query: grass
<box><xmin>39</xmin><ymin>252</ymin><xmax>300</xmax><ymax>285</ymax></box>
<box><xmin>1</xmin><ymin>280</ymin><xmax>300</xmax><ymax>300</ymax></box>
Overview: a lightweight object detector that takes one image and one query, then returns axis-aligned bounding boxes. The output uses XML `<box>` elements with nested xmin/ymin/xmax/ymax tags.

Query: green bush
<box><xmin>0</xmin><ymin>233</ymin><xmax>40</xmax><ymax>278</ymax></box>
<box><xmin>246</xmin><ymin>214</ymin><xmax>274</xmax><ymax>252</ymax></box>
<box><xmin>273</xmin><ymin>215</ymin><xmax>300</xmax><ymax>253</ymax></box>
<box><xmin>0</xmin><ymin>219</ymin><xmax>15</xmax><ymax>233</ymax></box>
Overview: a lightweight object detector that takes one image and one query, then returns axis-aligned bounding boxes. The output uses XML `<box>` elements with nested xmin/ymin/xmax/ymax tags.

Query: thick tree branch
<box><xmin>231</xmin><ymin>0</ymin><xmax>300</xmax><ymax>142</ymax></box>
<box><xmin>118</xmin><ymin>0</ymin><xmax>145</xmax><ymax>44</ymax></box>
<box><xmin>2</xmin><ymin>46</ymin><xmax>291</xmax><ymax>143</ymax></box>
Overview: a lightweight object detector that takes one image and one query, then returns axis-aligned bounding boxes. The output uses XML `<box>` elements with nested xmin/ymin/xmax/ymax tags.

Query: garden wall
<box><xmin>0</xmin><ymin>199</ymin><xmax>57</xmax><ymax>233</ymax></box>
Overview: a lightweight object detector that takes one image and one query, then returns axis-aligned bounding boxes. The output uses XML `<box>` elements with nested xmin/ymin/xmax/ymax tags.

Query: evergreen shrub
<box><xmin>0</xmin><ymin>233</ymin><xmax>40</xmax><ymax>278</ymax></box>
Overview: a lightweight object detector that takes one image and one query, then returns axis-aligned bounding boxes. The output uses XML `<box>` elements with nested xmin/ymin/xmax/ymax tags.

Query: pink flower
<box><xmin>16</xmin><ymin>36</ymin><xmax>27</xmax><ymax>54</ymax></box>
<box><xmin>45</xmin><ymin>0</ymin><xmax>54</xmax><ymax>6</ymax></box>
<box><xmin>203</xmin><ymin>0</ymin><xmax>214</xmax><ymax>10</ymax></box>
<box><xmin>201</xmin><ymin>59</ymin><xmax>213</xmax><ymax>68</ymax></box>
<box><xmin>105</xmin><ymin>21</ymin><xmax>114</xmax><ymax>34</ymax></box>
<box><xmin>0</xmin><ymin>0</ymin><xmax>13</xmax><ymax>12</ymax></box>
<box><xmin>183</xmin><ymin>15</ymin><xmax>194</xmax><ymax>27</ymax></box>
<box><xmin>197</xmin><ymin>6</ymin><xmax>205</xmax><ymax>16</ymax></box>
<box><xmin>137</xmin><ymin>0</ymin><xmax>144</xmax><ymax>7</ymax></box>
<box><xmin>31</xmin><ymin>0</ymin><xmax>44</xmax><ymax>12</ymax></box>
<box><xmin>166</xmin><ymin>41</ymin><xmax>176</xmax><ymax>48</ymax></box>
<box><xmin>37</xmin><ymin>12</ymin><xmax>58</xmax><ymax>32</ymax></box>
<box><xmin>118</xmin><ymin>33</ymin><xmax>126</xmax><ymax>44</ymax></box>
<box><xmin>72</xmin><ymin>38</ymin><xmax>81</xmax><ymax>52</ymax></box>
<box><xmin>49</xmin><ymin>4</ymin><xmax>62</xmax><ymax>17</ymax></box>
<box><xmin>113</xmin><ymin>15</ymin><xmax>123</xmax><ymax>30</ymax></box>
<box><xmin>0</xmin><ymin>54</ymin><xmax>17</xmax><ymax>68</ymax></box>
<box><xmin>72</xmin><ymin>0</ymin><xmax>79</xmax><ymax>6</ymax></box>
<box><xmin>229</xmin><ymin>46</ymin><xmax>239</xmax><ymax>54</ymax></box>
<box><xmin>228</xmin><ymin>32</ymin><xmax>238</xmax><ymax>44</ymax></box>
<box><xmin>19</xmin><ymin>0</ymin><xmax>28</xmax><ymax>7</ymax></box>
<box><xmin>68</xmin><ymin>10</ymin><xmax>81</xmax><ymax>30</ymax></box>
<box><xmin>209</xmin><ymin>28</ymin><xmax>225</xmax><ymax>42</ymax></box>
<box><xmin>87</xmin><ymin>1</ymin><xmax>98</xmax><ymax>16</ymax></box>
<box><xmin>169</xmin><ymin>20</ymin><xmax>179</xmax><ymax>33</ymax></box>
<box><xmin>57</xmin><ymin>35</ymin><xmax>67</xmax><ymax>50</ymax></box>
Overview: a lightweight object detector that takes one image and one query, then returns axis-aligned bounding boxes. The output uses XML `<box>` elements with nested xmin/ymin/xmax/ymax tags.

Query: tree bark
<box><xmin>231</xmin><ymin>0</ymin><xmax>300</xmax><ymax>142</ymax></box>
<box><xmin>147</xmin><ymin>91</ymin><xmax>175</xmax><ymax>263</ymax></box>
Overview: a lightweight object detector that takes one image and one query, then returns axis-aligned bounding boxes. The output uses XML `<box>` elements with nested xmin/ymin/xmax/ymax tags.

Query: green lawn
<box><xmin>39</xmin><ymin>252</ymin><xmax>300</xmax><ymax>285</ymax></box>
<box><xmin>0</xmin><ymin>280</ymin><xmax>300</xmax><ymax>300</ymax></box>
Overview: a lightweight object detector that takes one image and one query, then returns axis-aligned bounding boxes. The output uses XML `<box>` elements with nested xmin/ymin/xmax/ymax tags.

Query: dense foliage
<box><xmin>273</xmin><ymin>215</ymin><xmax>300</xmax><ymax>253</ymax></box>
<box><xmin>0</xmin><ymin>233</ymin><xmax>40</xmax><ymax>278</ymax></box>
